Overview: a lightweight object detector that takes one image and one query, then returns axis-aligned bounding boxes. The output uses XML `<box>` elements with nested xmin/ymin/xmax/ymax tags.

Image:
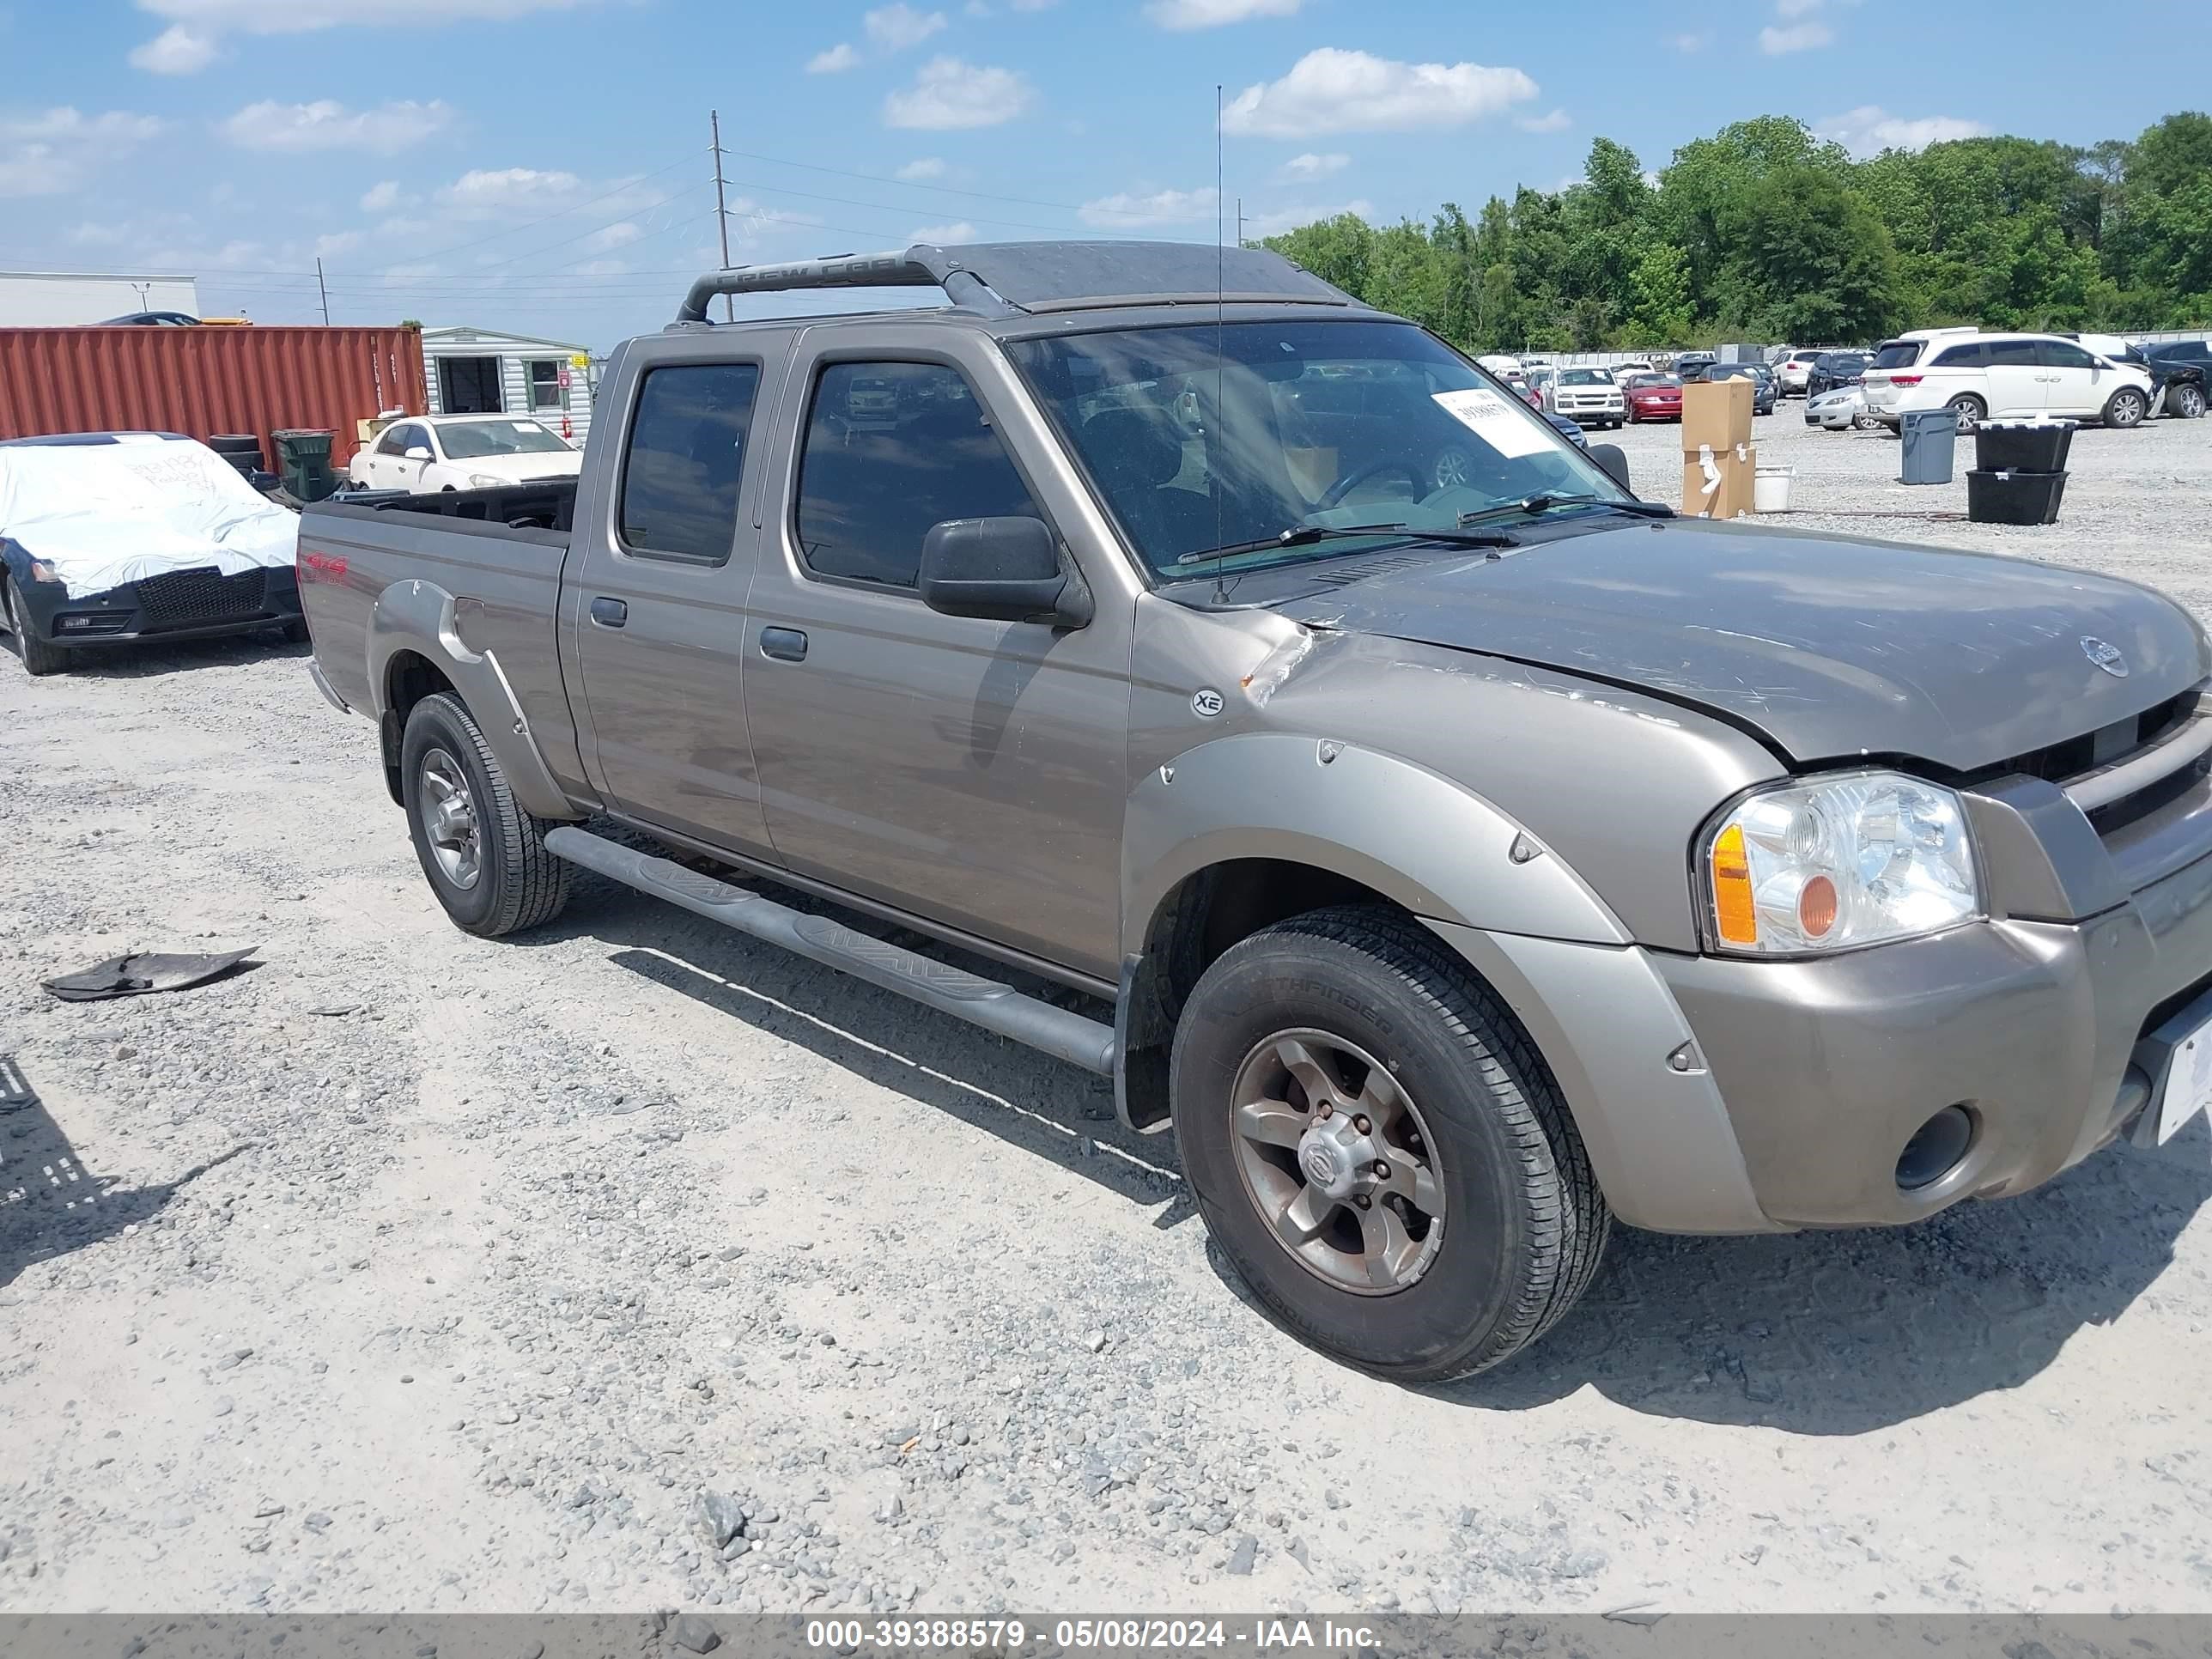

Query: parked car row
<box><xmin>1862</xmin><ymin>328</ymin><xmax>2160</xmax><ymax>431</ymax></box>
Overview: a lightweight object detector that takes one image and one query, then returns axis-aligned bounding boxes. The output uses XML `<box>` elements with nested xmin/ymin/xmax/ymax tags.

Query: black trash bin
<box><xmin>271</xmin><ymin>428</ymin><xmax>338</xmax><ymax>502</ymax></box>
<box><xmin>1966</xmin><ymin>469</ymin><xmax>2069</xmax><ymax>525</ymax></box>
<box><xmin>1975</xmin><ymin>420</ymin><xmax>2075</xmax><ymax>474</ymax></box>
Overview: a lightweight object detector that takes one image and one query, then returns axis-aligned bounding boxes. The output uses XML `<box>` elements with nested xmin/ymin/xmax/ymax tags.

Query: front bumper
<box><xmin>1437</xmin><ymin>782</ymin><xmax>2212</xmax><ymax>1234</ymax></box>
<box><xmin>19</xmin><ymin>564</ymin><xmax>302</xmax><ymax>650</ymax></box>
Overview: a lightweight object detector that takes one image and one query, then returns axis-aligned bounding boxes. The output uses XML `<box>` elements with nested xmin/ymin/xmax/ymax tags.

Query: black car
<box><xmin>1672</xmin><ymin>352</ymin><xmax>1718</xmax><ymax>383</ymax></box>
<box><xmin>1703</xmin><ymin>361</ymin><xmax>1778</xmax><ymax>415</ymax></box>
<box><xmin>1806</xmin><ymin>349</ymin><xmax>1871</xmax><ymax>398</ymax></box>
<box><xmin>2141</xmin><ymin>341</ymin><xmax>2209</xmax><ymax>421</ymax></box>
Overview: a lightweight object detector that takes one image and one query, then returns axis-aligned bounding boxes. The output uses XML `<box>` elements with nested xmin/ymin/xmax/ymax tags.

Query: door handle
<box><xmin>760</xmin><ymin>627</ymin><xmax>808</xmax><ymax>662</ymax></box>
<box><xmin>589</xmin><ymin>596</ymin><xmax>628</xmax><ymax>628</ymax></box>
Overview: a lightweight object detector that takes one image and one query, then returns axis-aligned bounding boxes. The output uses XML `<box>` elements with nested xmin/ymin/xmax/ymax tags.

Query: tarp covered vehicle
<box><xmin>0</xmin><ymin>431</ymin><xmax>305</xmax><ymax>675</ymax></box>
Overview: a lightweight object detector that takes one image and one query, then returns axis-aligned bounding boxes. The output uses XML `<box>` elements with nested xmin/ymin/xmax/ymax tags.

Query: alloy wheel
<box><xmin>418</xmin><ymin>747</ymin><xmax>483</xmax><ymax>890</ymax></box>
<box><xmin>1228</xmin><ymin>1028</ymin><xmax>1446</xmax><ymax>1296</ymax></box>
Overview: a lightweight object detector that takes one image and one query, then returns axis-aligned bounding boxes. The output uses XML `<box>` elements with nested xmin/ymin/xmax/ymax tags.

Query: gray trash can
<box><xmin>1899</xmin><ymin>408</ymin><xmax>1959</xmax><ymax>485</ymax></box>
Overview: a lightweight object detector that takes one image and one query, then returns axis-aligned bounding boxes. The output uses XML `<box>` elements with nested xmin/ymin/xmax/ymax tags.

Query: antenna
<box><xmin>1212</xmin><ymin>83</ymin><xmax>1227</xmax><ymax>605</ymax></box>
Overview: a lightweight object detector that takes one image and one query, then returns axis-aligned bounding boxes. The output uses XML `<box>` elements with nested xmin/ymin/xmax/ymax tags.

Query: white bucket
<box><xmin>1753</xmin><ymin>465</ymin><xmax>1796</xmax><ymax>513</ymax></box>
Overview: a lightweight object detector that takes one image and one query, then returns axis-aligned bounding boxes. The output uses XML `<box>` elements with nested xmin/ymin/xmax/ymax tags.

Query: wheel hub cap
<box><xmin>419</xmin><ymin>748</ymin><xmax>482</xmax><ymax>890</ymax></box>
<box><xmin>1228</xmin><ymin>1027</ymin><xmax>1446</xmax><ymax>1297</ymax></box>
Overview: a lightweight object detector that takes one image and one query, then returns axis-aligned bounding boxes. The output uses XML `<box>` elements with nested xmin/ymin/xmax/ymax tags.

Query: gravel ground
<box><xmin>3</xmin><ymin>412</ymin><xmax>2209</xmax><ymax>1620</ymax></box>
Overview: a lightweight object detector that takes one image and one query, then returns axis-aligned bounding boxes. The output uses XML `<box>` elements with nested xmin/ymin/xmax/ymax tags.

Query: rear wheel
<box><xmin>2103</xmin><ymin>387</ymin><xmax>2148</xmax><ymax>429</ymax></box>
<box><xmin>3</xmin><ymin>576</ymin><xmax>68</xmax><ymax>677</ymax></box>
<box><xmin>1171</xmin><ymin>906</ymin><xmax>1609</xmax><ymax>1382</ymax></box>
<box><xmin>2171</xmin><ymin>383</ymin><xmax>2207</xmax><ymax>421</ymax></box>
<box><xmin>1945</xmin><ymin>392</ymin><xmax>1987</xmax><ymax>431</ymax></box>
<box><xmin>399</xmin><ymin>692</ymin><xmax>570</xmax><ymax>938</ymax></box>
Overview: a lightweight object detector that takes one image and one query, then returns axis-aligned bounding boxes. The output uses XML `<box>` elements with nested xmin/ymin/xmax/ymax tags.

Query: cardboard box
<box><xmin>1681</xmin><ymin>377</ymin><xmax>1754</xmax><ymax>453</ymax></box>
<box><xmin>1681</xmin><ymin>441</ymin><xmax>1756</xmax><ymax>519</ymax></box>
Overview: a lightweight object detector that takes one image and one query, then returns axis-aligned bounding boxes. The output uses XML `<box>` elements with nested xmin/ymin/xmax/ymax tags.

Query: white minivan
<box><xmin>1861</xmin><ymin>330</ymin><xmax>2155</xmax><ymax>431</ymax></box>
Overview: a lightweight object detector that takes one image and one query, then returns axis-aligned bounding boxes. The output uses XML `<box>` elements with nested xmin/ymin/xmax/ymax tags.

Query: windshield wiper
<box><xmin>1173</xmin><ymin>522</ymin><xmax>1510</xmax><ymax>567</ymax></box>
<box><xmin>1456</xmin><ymin>493</ymin><xmax>1673</xmax><ymax>527</ymax></box>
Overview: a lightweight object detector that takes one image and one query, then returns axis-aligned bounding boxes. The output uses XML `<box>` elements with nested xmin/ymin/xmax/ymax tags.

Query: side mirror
<box><xmin>404</xmin><ymin>445</ymin><xmax>433</xmax><ymax>462</ymax></box>
<box><xmin>919</xmin><ymin>516</ymin><xmax>1091</xmax><ymax>627</ymax></box>
<box><xmin>1588</xmin><ymin>442</ymin><xmax>1634</xmax><ymax>495</ymax></box>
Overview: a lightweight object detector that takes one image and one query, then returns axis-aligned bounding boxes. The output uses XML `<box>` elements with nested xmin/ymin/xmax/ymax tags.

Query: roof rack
<box><xmin>675</xmin><ymin>240</ymin><xmax>1356</xmax><ymax>325</ymax></box>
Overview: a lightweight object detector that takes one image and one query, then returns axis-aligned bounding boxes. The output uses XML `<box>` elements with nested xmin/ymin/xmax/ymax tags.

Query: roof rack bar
<box><xmin>676</xmin><ymin>245</ymin><xmax>1014</xmax><ymax>324</ymax></box>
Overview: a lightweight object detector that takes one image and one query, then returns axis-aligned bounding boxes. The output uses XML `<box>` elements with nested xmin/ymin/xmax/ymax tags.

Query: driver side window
<box><xmin>375</xmin><ymin>424</ymin><xmax>410</xmax><ymax>456</ymax></box>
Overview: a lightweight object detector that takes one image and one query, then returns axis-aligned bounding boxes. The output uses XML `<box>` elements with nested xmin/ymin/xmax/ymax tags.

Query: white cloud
<box><xmin>1670</xmin><ymin>31</ymin><xmax>1707</xmax><ymax>50</ymax></box>
<box><xmin>1144</xmin><ymin>0</ymin><xmax>1297</xmax><ymax>27</ymax></box>
<box><xmin>435</xmin><ymin>167</ymin><xmax>585</xmax><ymax>213</ymax></box>
<box><xmin>1776</xmin><ymin>0</ymin><xmax>1823</xmax><ymax>14</ymax></box>
<box><xmin>911</xmin><ymin>220</ymin><xmax>976</xmax><ymax>242</ymax></box>
<box><xmin>1759</xmin><ymin>20</ymin><xmax>1832</xmax><ymax>52</ymax></box>
<box><xmin>1516</xmin><ymin>107</ymin><xmax>1571</xmax><ymax>133</ymax></box>
<box><xmin>865</xmin><ymin>3</ymin><xmax>945</xmax><ymax>49</ymax></box>
<box><xmin>570</xmin><ymin>258</ymin><xmax>629</xmax><ymax>275</ymax></box>
<box><xmin>896</xmin><ymin>156</ymin><xmax>946</xmax><ymax>179</ymax></box>
<box><xmin>0</xmin><ymin>107</ymin><xmax>164</xmax><ymax>198</ymax></box>
<box><xmin>1224</xmin><ymin>48</ymin><xmax>1537</xmax><ymax>137</ymax></box>
<box><xmin>358</xmin><ymin>179</ymin><xmax>405</xmax><ymax>212</ymax></box>
<box><xmin>222</xmin><ymin>98</ymin><xmax>453</xmax><ymax>154</ymax></box>
<box><xmin>1079</xmin><ymin>186</ymin><xmax>1218</xmax><ymax>228</ymax></box>
<box><xmin>130</xmin><ymin>24</ymin><xmax>216</xmax><ymax>72</ymax></box>
<box><xmin>807</xmin><ymin>42</ymin><xmax>859</xmax><ymax>72</ymax></box>
<box><xmin>884</xmin><ymin>57</ymin><xmax>1034</xmax><ymax>129</ymax></box>
<box><xmin>313</xmin><ymin>229</ymin><xmax>363</xmax><ymax>258</ymax></box>
<box><xmin>1277</xmin><ymin>151</ymin><xmax>1347</xmax><ymax>180</ymax></box>
<box><xmin>1244</xmin><ymin>198</ymin><xmax>1373</xmax><ymax>239</ymax></box>
<box><xmin>1010</xmin><ymin>0</ymin><xmax>1056</xmax><ymax>8</ymax></box>
<box><xmin>584</xmin><ymin>221</ymin><xmax>641</xmax><ymax>251</ymax></box>
<box><xmin>1816</xmin><ymin>105</ymin><xmax>1990</xmax><ymax>157</ymax></box>
<box><xmin>137</xmin><ymin>0</ymin><xmax>593</xmax><ymax>40</ymax></box>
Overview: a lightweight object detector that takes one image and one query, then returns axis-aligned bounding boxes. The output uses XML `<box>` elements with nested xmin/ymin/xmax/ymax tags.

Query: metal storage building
<box><xmin>420</xmin><ymin>325</ymin><xmax>597</xmax><ymax>444</ymax></box>
<box><xmin>0</xmin><ymin>270</ymin><xmax>201</xmax><ymax>326</ymax></box>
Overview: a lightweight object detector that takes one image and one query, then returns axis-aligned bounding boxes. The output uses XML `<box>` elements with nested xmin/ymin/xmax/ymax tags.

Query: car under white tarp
<box><xmin>0</xmin><ymin>433</ymin><xmax>296</xmax><ymax>601</ymax></box>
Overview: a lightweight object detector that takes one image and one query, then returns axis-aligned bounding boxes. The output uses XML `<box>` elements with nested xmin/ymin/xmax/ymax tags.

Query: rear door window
<box><xmin>617</xmin><ymin>362</ymin><xmax>763</xmax><ymax>565</ymax></box>
<box><xmin>793</xmin><ymin>361</ymin><xmax>1042</xmax><ymax>591</ymax></box>
<box><xmin>1984</xmin><ymin>340</ymin><xmax>2039</xmax><ymax>367</ymax></box>
<box><xmin>1932</xmin><ymin>343</ymin><xmax>1990</xmax><ymax>368</ymax></box>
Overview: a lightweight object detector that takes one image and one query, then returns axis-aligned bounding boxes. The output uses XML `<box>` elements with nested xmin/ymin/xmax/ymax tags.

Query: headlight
<box><xmin>466</xmin><ymin>473</ymin><xmax>507</xmax><ymax>489</ymax></box>
<box><xmin>1698</xmin><ymin>770</ymin><xmax>1980</xmax><ymax>955</ymax></box>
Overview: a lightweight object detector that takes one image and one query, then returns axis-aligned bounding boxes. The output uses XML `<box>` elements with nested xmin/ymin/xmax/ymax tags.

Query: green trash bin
<box><xmin>272</xmin><ymin>428</ymin><xmax>338</xmax><ymax>502</ymax></box>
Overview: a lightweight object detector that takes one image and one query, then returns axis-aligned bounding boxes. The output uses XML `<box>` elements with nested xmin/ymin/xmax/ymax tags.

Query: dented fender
<box><xmin>367</xmin><ymin>578</ymin><xmax>578</xmax><ymax>821</ymax></box>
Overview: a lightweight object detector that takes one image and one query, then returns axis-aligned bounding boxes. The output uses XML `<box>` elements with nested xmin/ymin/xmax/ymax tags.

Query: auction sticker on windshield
<box><xmin>1432</xmin><ymin>387</ymin><xmax>1549</xmax><ymax>459</ymax></box>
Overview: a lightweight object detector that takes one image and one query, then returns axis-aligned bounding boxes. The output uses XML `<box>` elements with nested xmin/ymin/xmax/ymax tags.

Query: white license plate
<box><xmin>2157</xmin><ymin>1011</ymin><xmax>2212</xmax><ymax>1143</ymax></box>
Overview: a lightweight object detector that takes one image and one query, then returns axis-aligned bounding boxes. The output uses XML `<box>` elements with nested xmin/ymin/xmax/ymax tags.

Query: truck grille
<box><xmin>133</xmin><ymin>567</ymin><xmax>270</xmax><ymax>631</ymax></box>
<box><xmin>2021</xmin><ymin>683</ymin><xmax>2212</xmax><ymax>836</ymax></box>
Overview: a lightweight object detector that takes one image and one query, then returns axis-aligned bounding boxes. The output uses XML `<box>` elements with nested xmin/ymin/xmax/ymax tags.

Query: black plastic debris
<box><xmin>40</xmin><ymin>946</ymin><xmax>258</xmax><ymax>1003</ymax></box>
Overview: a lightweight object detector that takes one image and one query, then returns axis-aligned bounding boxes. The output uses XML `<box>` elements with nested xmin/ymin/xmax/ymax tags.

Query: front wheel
<box><xmin>3</xmin><ymin>576</ymin><xmax>68</xmax><ymax>677</ymax></box>
<box><xmin>399</xmin><ymin>692</ymin><xmax>571</xmax><ymax>938</ymax></box>
<box><xmin>2104</xmin><ymin>387</ymin><xmax>2148</xmax><ymax>429</ymax></box>
<box><xmin>1170</xmin><ymin>906</ymin><xmax>1609</xmax><ymax>1382</ymax></box>
<box><xmin>2171</xmin><ymin>383</ymin><xmax>2207</xmax><ymax>421</ymax></box>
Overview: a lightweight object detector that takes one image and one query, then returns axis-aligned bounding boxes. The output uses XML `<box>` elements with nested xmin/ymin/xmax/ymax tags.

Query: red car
<box><xmin>1624</xmin><ymin>373</ymin><xmax>1682</xmax><ymax>423</ymax></box>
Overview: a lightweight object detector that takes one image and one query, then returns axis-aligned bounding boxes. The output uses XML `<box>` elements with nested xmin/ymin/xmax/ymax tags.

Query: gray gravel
<box><xmin>2</xmin><ymin>411</ymin><xmax>2209</xmax><ymax>1615</ymax></box>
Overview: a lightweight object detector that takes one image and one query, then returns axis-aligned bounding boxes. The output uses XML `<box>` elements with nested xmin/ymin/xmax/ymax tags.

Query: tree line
<box><xmin>1261</xmin><ymin>112</ymin><xmax>2212</xmax><ymax>353</ymax></box>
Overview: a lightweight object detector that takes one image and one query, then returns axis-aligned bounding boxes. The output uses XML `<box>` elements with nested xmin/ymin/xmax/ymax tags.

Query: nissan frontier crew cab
<box><xmin>299</xmin><ymin>241</ymin><xmax>2212</xmax><ymax>1382</ymax></box>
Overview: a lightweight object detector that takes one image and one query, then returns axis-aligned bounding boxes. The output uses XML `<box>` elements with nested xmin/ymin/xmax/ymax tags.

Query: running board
<box><xmin>544</xmin><ymin>827</ymin><xmax>1118</xmax><ymax>1076</ymax></box>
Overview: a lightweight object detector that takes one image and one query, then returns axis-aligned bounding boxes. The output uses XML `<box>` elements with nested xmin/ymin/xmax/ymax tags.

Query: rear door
<box><xmin>569</xmin><ymin>337</ymin><xmax>791</xmax><ymax>858</ymax></box>
<box><xmin>1974</xmin><ymin>341</ymin><xmax>2043</xmax><ymax>416</ymax></box>
<box><xmin>738</xmin><ymin>327</ymin><xmax>1134</xmax><ymax>981</ymax></box>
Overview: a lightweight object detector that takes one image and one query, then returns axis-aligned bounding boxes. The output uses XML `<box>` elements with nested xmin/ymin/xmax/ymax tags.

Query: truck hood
<box><xmin>1274</xmin><ymin>518</ymin><xmax>2209</xmax><ymax>770</ymax></box>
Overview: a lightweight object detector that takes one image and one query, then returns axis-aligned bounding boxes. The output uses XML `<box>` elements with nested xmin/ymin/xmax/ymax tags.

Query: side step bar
<box><xmin>544</xmin><ymin>827</ymin><xmax>1118</xmax><ymax>1076</ymax></box>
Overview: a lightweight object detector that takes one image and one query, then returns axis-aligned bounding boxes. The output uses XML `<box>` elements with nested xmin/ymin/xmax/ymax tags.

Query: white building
<box><xmin>0</xmin><ymin>270</ymin><xmax>200</xmax><ymax>325</ymax></box>
<box><xmin>420</xmin><ymin>325</ymin><xmax>597</xmax><ymax>444</ymax></box>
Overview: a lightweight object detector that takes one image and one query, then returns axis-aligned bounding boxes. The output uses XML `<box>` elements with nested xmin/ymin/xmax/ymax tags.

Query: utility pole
<box><xmin>1236</xmin><ymin>198</ymin><xmax>1246</xmax><ymax>248</ymax></box>
<box><xmin>314</xmin><ymin>258</ymin><xmax>331</xmax><ymax>325</ymax></box>
<box><xmin>710</xmin><ymin>110</ymin><xmax>735</xmax><ymax>322</ymax></box>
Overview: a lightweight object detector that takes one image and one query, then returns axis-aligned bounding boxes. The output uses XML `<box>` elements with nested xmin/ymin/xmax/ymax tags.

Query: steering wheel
<box><xmin>1318</xmin><ymin>458</ymin><xmax>1425</xmax><ymax>510</ymax></box>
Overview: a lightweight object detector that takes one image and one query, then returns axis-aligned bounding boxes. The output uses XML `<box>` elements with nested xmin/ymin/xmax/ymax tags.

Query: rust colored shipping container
<box><xmin>0</xmin><ymin>325</ymin><xmax>425</xmax><ymax>469</ymax></box>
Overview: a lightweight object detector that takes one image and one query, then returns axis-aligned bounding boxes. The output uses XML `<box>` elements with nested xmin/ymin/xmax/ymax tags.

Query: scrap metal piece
<box><xmin>40</xmin><ymin>946</ymin><xmax>259</xmax><ymax>1003</ymax></box>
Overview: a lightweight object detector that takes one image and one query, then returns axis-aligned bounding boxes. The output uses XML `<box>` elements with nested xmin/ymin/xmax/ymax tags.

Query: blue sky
<box><xmin>3</xmin><ymin>0</ymin><xmax>2203</xmax><ymax>349</ymax></box>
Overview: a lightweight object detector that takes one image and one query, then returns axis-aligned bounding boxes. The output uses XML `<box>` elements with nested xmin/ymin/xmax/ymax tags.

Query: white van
<box><xmin>1861</xmin><ymin>330</ymin><xmax>2155</xmax><ymax>430</ymax></box>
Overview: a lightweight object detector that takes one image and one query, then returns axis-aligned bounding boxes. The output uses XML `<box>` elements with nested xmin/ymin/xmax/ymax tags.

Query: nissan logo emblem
<box><xmin>2080</xmin><ymin>637</ymin><xmax>2129</xmax><ymax>678</ymax></box>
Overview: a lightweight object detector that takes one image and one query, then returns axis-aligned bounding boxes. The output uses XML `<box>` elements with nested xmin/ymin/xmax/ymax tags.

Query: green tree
<box><xmin>1717</xmin><ymin>165</ymin><xmax>1907</xmax><ymax>341</ymax></box>
<box><xmin>1623</xmin><ymin>242</ymin><xmax>1694</xmax><ymax>345</ymax></box>
<box><xmin>2130</xmin><ymin>112</ymin><xmax>2212</xmax><ymax>200</ymax></box>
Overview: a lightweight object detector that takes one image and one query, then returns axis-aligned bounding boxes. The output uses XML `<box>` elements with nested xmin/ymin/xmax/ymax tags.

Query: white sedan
<box><xmin>349</xmin><ymin>415</ymin><xmax>582</xmax><ymax>493</ymax></box>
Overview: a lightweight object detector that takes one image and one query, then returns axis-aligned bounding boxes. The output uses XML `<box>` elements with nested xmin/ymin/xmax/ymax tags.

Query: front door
<box><xmin>2036</xmin><ymin>338</ymin><xmax>2105</xmax><ymax>416</ymax></box>
<box><xmin>572</xmin><ymin>349</ymin><xmax>781</xmax><ymax>860</ymax></box>
<box><xmin>738</xmin><ymin>341</ymin><xmax>1133</xmax><ymax>981</ymax></box>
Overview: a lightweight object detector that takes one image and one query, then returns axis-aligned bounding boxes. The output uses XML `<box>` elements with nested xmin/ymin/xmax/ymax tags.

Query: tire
<box><xmin>3</xmin><ymin>576</ymin><xmax>68</xmax><ymax>677</ymax></box>
<box><xmin>1945</xmin><ymin>392</ymin><xmax>1986</xmax><ymax>431</ymax></box>
<box><xmin>398</xmin><ymin>692</ymin><xmax>570</xmax><ymax>938</ymax></box>
<box><xmin>2172</xmin><ymin>383</ymin><xmax>2208</xmax><ymax>421</ymax></box>
<box><xmin>1170</xmin><ymin>905</ymin><xmax>1609</xmax><ymax>1382</ymax></box>
<box><xmin>2103</xmin><ymin>387</ymin><xmax>2148</xmax><ymax>429</ymax></box>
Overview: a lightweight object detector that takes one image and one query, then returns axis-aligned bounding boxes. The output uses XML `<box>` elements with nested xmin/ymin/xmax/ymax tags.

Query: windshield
<box><xmin>436</xmin><ymin>420</ymin><xmax>571</xmax><ymax>459</ymax></box>
<box><xmin>1628</xmin><ymin>374</ymin><xmax>1680</xmax><ymax>389</ymax></box>
<box><xmin>1559</xmin><ymin>368</ymin><xmax>1610</xmax><ymax>386</ymax></box>
<box><xmin>1006</xmin><ymin>320</ymin><xmax>1621</xmax><ymax>577</ymax></box>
